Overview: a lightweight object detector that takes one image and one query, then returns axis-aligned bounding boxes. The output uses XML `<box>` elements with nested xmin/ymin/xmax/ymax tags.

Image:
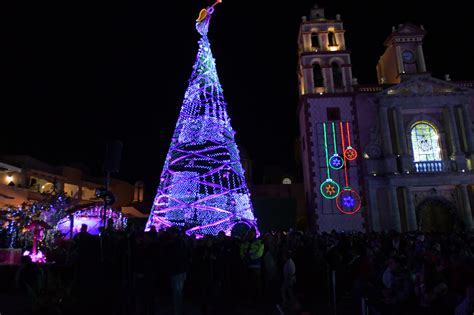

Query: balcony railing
<box><xmin>355</xmin><ymin>85</ymin><xmax>384</xmax><ymax>93</ymax></box>
<box><xmin>413</xmin><ymin>160</ymin><xmax>452</xmax><ymax>173</ymax></box>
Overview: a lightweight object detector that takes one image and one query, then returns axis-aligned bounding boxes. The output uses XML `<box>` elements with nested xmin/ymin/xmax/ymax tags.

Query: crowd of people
<box><xmin>4</xmin><ymin>221</ymin><xmax>474</xmax><ymax>315</ymax></box>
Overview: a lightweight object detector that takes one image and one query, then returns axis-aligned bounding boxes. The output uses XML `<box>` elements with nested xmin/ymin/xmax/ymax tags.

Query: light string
<box><xmin>340</xmin><ymin>121</ymin><xmax>349</xmax><ymax>187</ymax></box>
<box><xmin>323</xmin><ymin>122</ymin><xmax>331</xmax><ymax>179</ymax></box>
<box><xmin>346</xmin><ymin>121</ymin><xmax>352</xmax><ymax>148</ymax></box>
<box><xmin>320</xmin><ymin>123</ymin><xmax>340</xmax><ymax>199</ymax></box>
<box><xmin>144</xmin><ymin>4</ymin><xmax>259</xmax><ymax>236</ymax></box>
<box><xmin>343</xmin><ymin>121</ymin><xmax>358</xmax><ymax>160</ymax></box>
<box><xmin>335</xmin><ymin>121</ymin><xmax>361</xmax><ymax>215</ymax></box>
<box><xmin>329</xmin><ymin>122</ymin><xmax>344</xmax><ymax>170</ymax></box>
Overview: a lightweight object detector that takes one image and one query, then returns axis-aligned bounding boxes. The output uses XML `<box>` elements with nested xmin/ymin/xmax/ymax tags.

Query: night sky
<box><xmin>4</xmin><ymin>0</ymin><xmax>472</xmax><ymax>198</ymax></box>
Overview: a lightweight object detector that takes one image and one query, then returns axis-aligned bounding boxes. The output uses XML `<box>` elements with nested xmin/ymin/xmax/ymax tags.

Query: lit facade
<box><xmin>298</xmin><ymin>5</ymin><xmax>474</xmax><ymax>232</ymax></box>
<box><xmin>0</xmin><ymin>155</ymin><xmax>135</xmax><ymax>208</ymax></box>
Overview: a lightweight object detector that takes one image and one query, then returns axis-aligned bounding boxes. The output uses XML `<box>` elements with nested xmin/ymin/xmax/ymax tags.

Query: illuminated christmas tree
<box><xmin>145</xmin><ymin>1</ymin><xmax>259</xmax><ymax>236</ymax></box>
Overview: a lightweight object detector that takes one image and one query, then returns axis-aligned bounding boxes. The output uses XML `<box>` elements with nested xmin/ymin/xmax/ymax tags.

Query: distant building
<box><xmin>239</xmin><ymin>145</ymin><xmax>307</xmax><ymax>231</ymax></box>
<box><xmin>0</xmin><ymin>155</ymin><xmax>136</xmax><ymax>209</ymax></box>
<box><xmin>298</xmin><ymin>5</ymin><xmax>474</xmax><ymax>232</ymax></box>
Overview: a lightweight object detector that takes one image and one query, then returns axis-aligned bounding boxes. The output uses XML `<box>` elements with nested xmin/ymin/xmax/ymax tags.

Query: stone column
<box><xmin>322</xmin><ymin>66</ymin><xmax>333</xmax><ymax>93</ymax></box>
<box><xmin>416</xmin><ymin>45</ymin><xmax>427</xmax><ymax>72</ymax></box>
<box><xmin>302</xmin><ymin>32</ymin><xmax>312</xmax><ymax>52</ymax></box>
<box><xmin>446</xmin><ymin>105</ymin><xmax>461</xmax><ymax>155</ymax></box>
<box><xmin>395</xmin><ymin>107</ymin><xmax>408</xmax><ymax>154</ymax></box>
<box><xmin>380</xmin><ymin>106</ymin><xmax>397</xmax><ymax>173</ymax></box>
<box><xmin>342</xmin><ymin>65</ymin><xmax>353</xmax><ymax>92</ymax></box>
<box><xmin>395</xmin><ymin>46</ymin><xmax>404</xmax><ymax>74</ymax></box>
<box><xmin>335</xmin><ymin>31</ymin><xmax>345</xmax><ymax>50</ymax></box>
<box><xmin>368</xmin><ymin>186</ymin><xmax>381</xmax><ymax>231</ymax></box>
<box><xmin>395</xmin><ymin>107</ymin><xmax>412</xmax><ymax>172</ymax></box>
<box><xmin>320</xmin><ymin>32</ymin><xmax>328</xmax><ymax>51</ymax></box>
<box><xmin>55</xmin><ymin>180</ymin><xmax>64</xmax><ymax>193</ymax></box>
<box><xmin>405</xmin><ymin>187</ymin><xmax>417</xmax><ymax>231</ymax></box>
<box><xmin>461</xmin><ymin>103</ymin><xmax>474</xmax><ymax>153</ymax></box>
<box><xmin>380</xmin><ymin>107</ymin><xmax>393</xmax><ymax>155</ymax></box>
<box><xmin>77</xmin><ymin>186</ymin><xmax>83</xmax><ymax>201</ymax></box>
<box><xmin>389</xmin><ymin>186</ymin><xmax>402</xmax><ymax>232</ymax></box>
<box><xmin>459</xmin><ymin>184</ymin><xmax>473</xmax><ymax>230</ymax></box>
<box><xmin>303</xmin><ymin>66</ymin><xmax>313</xmax><ymax>94</ymax></box>
<box><xmin>446</xmin><ymin>105</ymin><xmax>467</xmax><ymax>169</ymax></box>
<box><xmin>19</xmin><ymin>172</ymin><xmax>28</xmax><ymax>188</ymax></box>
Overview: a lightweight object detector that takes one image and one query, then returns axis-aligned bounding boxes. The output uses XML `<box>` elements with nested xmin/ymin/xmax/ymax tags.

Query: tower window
<box><xmin>313</xmin><ymin>64</ymin><xmax>324</xmax><ymax>88</ymax></box>
<box><xmin>326</xmin><ymin>108</ymin><xmax>341</xmax><ymax>121</ymax></box>
<box><xmin>332</xmin><ymin>62</ymin><xmax>343</xmax><ymax>88</ymax></box>
<box><xmin>328</xmin><ymin>32</ymin><xmax>337</xmax><ymax>47</ymax></box>
<box><xmin>311</xmin><ymin>33</ymin><xmax>320</xmax><ymax>49</ymax></box>
<box><xmin>410</xmin><ymin>122</ymin><xmax>442</xmax><ymax>161</ymax></box>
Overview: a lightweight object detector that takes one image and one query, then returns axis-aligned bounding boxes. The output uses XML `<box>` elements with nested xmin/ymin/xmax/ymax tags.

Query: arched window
<box><xmin>331</xmin><ymin>62</ymin><xmax>343</xmax><ymax>88</ymax></box>
<box><xmin>311</xmin><ymin>33</ymin><xmax>319</xmax><ymax>49</ymax></box>
<box><xmin>411</xmin><ymin>122</ymin><xmax>442</xmax><ymax>161</ymax></box>
<box><xmin>328</xmin><ymin>32</ymin><xmax>337</xmax><ymax>47</ymax></box>
<box><xmin>313</xmin><ymin>64</ymin><xmax>324</xmax><ymax>88</ymax></box>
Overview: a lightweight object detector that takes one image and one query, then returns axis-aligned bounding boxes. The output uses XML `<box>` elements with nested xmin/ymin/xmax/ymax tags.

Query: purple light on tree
<box><xmin>145</xmin><ymin>2</ymin><xmax>259</xmax><ymax>236</ymax></box>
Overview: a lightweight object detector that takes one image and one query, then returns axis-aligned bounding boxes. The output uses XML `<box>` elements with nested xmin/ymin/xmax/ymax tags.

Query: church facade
<box><xmin>298</xmin><ymin>5</ymin><xmax>474</xmax><ymax>232</ymax></box>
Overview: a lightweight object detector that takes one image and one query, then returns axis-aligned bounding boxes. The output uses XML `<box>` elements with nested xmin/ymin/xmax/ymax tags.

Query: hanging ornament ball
<box><xmin>336</xmin><ymin>188</ymin><xmax>361</xmax><ymax>215</ymax></box>
<box><xmin>320</xmin><ymin>179</ymin><xmax>340</xmax><ymax>199</ymax></box>
<box><xmin>344</xmin><ymin>147</ymin><xmax>358</xmax><ymax>161</ymax></box>
<box><xmin>329</xmin><ymin>154</ymin><xmax>344</xmax><ymax>170</ymax></box>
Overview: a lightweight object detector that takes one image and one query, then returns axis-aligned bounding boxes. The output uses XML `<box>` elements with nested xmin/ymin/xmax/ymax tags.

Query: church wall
<box><xmin>378</xmin><ymin>46</ymin><xmax>398</xmax><ymax>83</ymax></box>
<box><xmin>298</xmin><ymin>6</ymin><xmax>474</xmax><ymax>233</ymax></box>
<box><xmin>306</xmin><ymin>96</ymin><xmax>364</xmax><ymax>232</ymax></box>
<box><xmin>354</xmin><ymin>94</ymin><xmax>378</xmax><ymax>158</ymax></box>
<box><xmin>299</xmin><ymin>101</ymin><xmax>317</xmax><ymax>228</ymax></box>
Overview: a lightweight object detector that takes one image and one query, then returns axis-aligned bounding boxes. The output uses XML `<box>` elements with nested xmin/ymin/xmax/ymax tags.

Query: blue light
<box><xmin>329</xmin><ymin>154</ymin><xmax>344</xmax><ymax>170</ymax></box>
<box><xmin>342</xmin><ymin>195</ymin><xmax>355</xmax><ymax>208</ymax></box>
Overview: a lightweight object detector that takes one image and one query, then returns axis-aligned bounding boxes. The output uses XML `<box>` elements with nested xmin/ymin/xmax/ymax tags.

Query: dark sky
<box><xmin>3</xmin><ymin>0</ymin><xmax>472</xmax><ymax>197</ymax></box>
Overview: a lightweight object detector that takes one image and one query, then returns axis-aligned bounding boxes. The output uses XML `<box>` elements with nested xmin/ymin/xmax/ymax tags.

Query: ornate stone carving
<box><xmin>386</xmin><ymin>78</ymin><xmax>464</xmax><ymax>96</ymax></box>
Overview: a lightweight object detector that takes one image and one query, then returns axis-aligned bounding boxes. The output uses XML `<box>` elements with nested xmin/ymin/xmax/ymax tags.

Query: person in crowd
<box><xmin>15</xmin><ymin>218</ymin><xmax>474</xmax><ymax>315</ymax></box>
<box><xmin>15</xmin><ymin>255</ymin><xmax>44</xmax><ymax>296</ymax></box>
<box><xmin>456</xmin><ymin>283</ymin><xmax>474</xmax><ymax>315</ymax></box>
<box><xmin>281</xmin><ymin>249</ymin><xmax>296</xmax><ymax>307</ymax></box>
<box><xmin>240</xmin><ymin>227</ymin><xmax>264</xmax><ymax>303</ymax></box>
<box><xmin>167</xmin><ymin>227</ymin><xmax>190</xmax><ymax>315</ymax></box>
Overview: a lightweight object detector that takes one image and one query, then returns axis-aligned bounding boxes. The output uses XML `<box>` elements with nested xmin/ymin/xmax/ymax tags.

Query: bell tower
<box><xmin>298</xmin><ymin>4</ymin><xmax>353</xmax><ymax>95</ymax></box>
<box><xmin>376</xmin><ymin>23</ymin><xmax>427</xmax><ymax>84</ymax></box>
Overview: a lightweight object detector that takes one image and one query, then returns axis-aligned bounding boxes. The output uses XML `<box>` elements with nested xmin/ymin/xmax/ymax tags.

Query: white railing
<box><xmin>453</xmin><ymin>81</ymin><xmax>474</xmax><ymax>88</ymax></box>
<box><xmin>356</xmin><ymin>85</ymin><xmax>384</xmax><ymax>93</ymax></box>
<box><xmin>413</xmin><ymin>160</ymin><xmax>451</xmax><ymax>173</ymax></box>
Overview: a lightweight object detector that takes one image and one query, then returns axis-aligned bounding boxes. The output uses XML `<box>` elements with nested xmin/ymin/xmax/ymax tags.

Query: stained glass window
<box><xmin>411</xmin><ymin>122</ymin><xmax>441</xmax><ymax>162</ymax></box>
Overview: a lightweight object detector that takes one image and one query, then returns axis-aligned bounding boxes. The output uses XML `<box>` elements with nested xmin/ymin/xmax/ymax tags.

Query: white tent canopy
<box><xmin>121</xmin><ymin>206</ymin><xmax>148</xmax><ymax>218</ymax></box>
